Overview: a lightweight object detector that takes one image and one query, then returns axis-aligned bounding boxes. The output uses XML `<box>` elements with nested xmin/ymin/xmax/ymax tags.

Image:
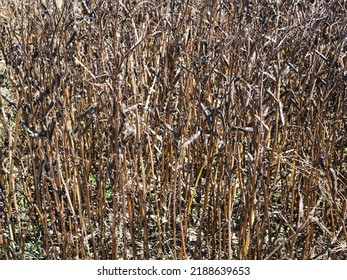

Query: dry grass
<box><xmin>0</xmin><ymin>0</ymin><xmax>346</xmax><ymax>259</ymax></box>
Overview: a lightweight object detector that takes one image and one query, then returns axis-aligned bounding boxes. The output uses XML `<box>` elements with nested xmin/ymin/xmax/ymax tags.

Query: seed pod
<box><xmin>44</xmin><ymin>98</ymin><xmax>54</xmax><ymax>116</ymax></box>
<box><xmin>82</xmin><ymin>114</ymin><xmax>96</xmax><ymax>135</ymax></box>
<box><xmin>317</xmin><ymin>154</ymin><xmax>326</xmax><ymax>169</ymax></box>
<box><xmin>66</xmin><ymin>27</ymin><xmax>77</xmax><ymax>48</ymax></box>
<box><xmin>329</xmin><ymin>167</ymin><xmax>337</xmax><ymax>199</ymax></box>
<box><xmin>77</xmin><ymin>103</ymin><xmax>97</xmax><ymax>121</ymax></box>
<box><xmin>182</xmin><ymin>130</ymin><xmax>201</xmax><ymax>149</ymax></box>
<box><xmin>47</xmin><ymin>117</ymin><xmax>57</xmax><ymax>141</ymax></box>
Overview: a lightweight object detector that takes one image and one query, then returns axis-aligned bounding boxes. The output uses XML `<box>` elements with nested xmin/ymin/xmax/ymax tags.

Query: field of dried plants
<box><xmin>0</xmin><ymin>0</ymin><xmax>346</xmax><ymax>260</ymax></box>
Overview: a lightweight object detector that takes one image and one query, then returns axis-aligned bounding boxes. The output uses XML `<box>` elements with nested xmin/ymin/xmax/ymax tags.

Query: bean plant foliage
<box><xmin>0</xmin><ymin>0</ymin><xmax>346</xmax><ymax>259</ymax></box>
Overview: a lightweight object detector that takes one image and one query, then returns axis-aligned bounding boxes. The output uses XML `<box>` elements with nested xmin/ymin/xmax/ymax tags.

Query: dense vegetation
<box><xmin>0</xmin><ymin>0</ymin><xmax>346</xmax><ymax>259</ymax></box>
